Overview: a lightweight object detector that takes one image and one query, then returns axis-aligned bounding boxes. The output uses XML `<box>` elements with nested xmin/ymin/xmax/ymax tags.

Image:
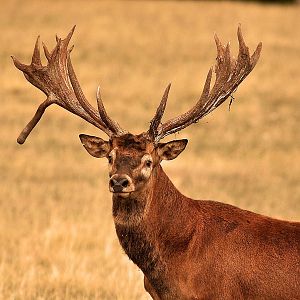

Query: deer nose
<box><xmin>109</xmin><ymin>174</ymin><xmax>132</xmax><ymax>193</ymax></box>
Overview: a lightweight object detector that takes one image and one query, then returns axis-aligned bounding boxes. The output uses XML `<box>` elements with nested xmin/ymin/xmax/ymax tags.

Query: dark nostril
<box><xmin>109</xmin><ymin>177</ymin><xmax>130</xmax><ymax>189</ymax></box>
<box><xmin>109</xmin><ymin>178</ymin><xmax>117</xmax><ymax>187</ymax></box>
<box><xmin>120</xmin><ymin>178</ymin><xmax>129</xmax><ymax>188</ymax></box>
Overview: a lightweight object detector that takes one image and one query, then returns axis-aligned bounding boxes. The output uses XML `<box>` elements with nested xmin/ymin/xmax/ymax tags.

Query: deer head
<box><xmin>12</xmin><ymin>25</ymin><xmax>262</xmax><ymax>199</ymax></box>
<box><xmin>79</xmin><ymin>132</ymin><xmax>188</xmax><ymax>196</ymax></box>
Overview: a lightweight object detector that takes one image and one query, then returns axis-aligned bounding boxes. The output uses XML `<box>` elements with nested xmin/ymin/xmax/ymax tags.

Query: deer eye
<box><xmin>145</xmin><ymin>160</ymin><xmax>152</xmax><ymax>168</ymax></box>
<box><xmin>108</xmin><ymin>154</ymin><xmax>113</xmax><ymax>164</ymax></box>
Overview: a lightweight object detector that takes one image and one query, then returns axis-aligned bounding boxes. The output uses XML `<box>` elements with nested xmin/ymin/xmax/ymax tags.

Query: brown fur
<box><xmin>106</xmin><ymin>134</ymin><xmax>300</xmax><ymax>300</ymax></box>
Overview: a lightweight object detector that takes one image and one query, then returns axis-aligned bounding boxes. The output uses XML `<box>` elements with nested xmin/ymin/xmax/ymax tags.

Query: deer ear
<box><xmin>157</xmin><ymin>139</ymin><xmax>188</xmax><ymax>161</ymax></box>
<box><xmin>79</xmin><ymin>134</ymin><xmax>110</xmax><ymax>158</ymax></box>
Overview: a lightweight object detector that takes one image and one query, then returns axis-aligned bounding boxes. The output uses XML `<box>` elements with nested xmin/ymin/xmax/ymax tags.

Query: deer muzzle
<box><xmin>109</xmin><ymin>174</ymin><xmax>135</xmax><ymax>194</ymax></box>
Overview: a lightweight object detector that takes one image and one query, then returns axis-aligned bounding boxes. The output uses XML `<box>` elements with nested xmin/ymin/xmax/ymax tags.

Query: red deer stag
<box><xmin>13</xmin><ymin>26</ymin><xmax>300</xmax><ymax>300</ymax></box>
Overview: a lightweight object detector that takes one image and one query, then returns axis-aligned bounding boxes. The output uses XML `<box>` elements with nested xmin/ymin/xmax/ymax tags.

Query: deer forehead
<box><xmin>110</xmin><ymin>148</ymin><xmax>152</xmax><ymax>166</ymax></box>
<box><xmin>111</xmin><ymin>134</ymin><xmax>154</xmax><ymax>151</ymax></box>
<box><xmin>109</xmin><ymin>133</ymin><xmax>155</xmax><ymax>165</ymax></box>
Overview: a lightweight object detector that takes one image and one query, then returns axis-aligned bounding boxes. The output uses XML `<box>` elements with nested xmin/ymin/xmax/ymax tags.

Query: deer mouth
<box><xmin>109</xmin><ymin>186</ymin><xmax>135</xmax><ymax>194</ymax></box>
<box><xmin>111</xmin><ymin>191</ymin><xmax>131</xmax><ymax>198</ymax></box>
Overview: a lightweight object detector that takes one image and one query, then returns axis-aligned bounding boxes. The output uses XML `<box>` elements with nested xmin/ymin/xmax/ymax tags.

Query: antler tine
<box><xmin>214</xmin><ymin>33</ymin><xmax>225</xmax><ymax>63</ymax></box>
<box><xmin>153</xmin><ymin>26</ymin><xmax>262</xmax><ymax>142</ymax></box>
<box><xmin>237</xmin><ymin>25</ymin><xmax>250</xmax><ymax>59</ymax></box>
<box><xmin>42</xmin><ymin>42</ymin><xmax>51</xmax><ymax>61</ymax></box>
<box><xmin>13</xmin><ymin>27</ymin><xmax>125</xmax><ymax>144</ymax></box>
<box><xmin>16</xmin><ymin>97</ymin><xmax>55</xmax><ymax>144</ymax></box>
<box><xmin>148</xmin><ymin>83</ymin><xmax>171</xmax><ymax>140</ymax></box>
<box><xmin>200</xmin><ymin>67</ymin><xmax>213</xmax><ymax>103</ymax></box>
<box><xmin>96</xmin><ymin>86</ymin><xmax>126</xmax><ymax>136</ymax></box>
<box><xmin>31</xmin><ymin>36</ymin><xmax>42</xmax><ymax>66</ymax></box>
<box><xmin>250</xmin><ymin>41</ymin><xmax>262</xmax><ymax>70</ymax></box>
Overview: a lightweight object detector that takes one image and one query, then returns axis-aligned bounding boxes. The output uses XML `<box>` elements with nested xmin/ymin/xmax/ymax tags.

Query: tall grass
<box><xmin>1</xmin><ymin>0</ymin><xmax>299</xmax><ymax>299</ymax></box>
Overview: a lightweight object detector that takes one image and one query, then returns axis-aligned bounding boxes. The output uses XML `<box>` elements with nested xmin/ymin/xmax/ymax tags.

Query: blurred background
<box><xmin>1</xmin><ymin>0</ymin><xmax>299</xmax><ymax>299</ymax></box>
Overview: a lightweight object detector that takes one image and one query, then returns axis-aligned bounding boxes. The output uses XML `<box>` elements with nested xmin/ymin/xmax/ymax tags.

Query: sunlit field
<box><xmin>1</xmin><ymin>0</ymin><xmax>299</xmax><ymax>299</ymax></box>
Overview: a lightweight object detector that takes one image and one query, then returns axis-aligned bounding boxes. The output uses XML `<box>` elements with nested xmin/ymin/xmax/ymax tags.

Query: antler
<box><xmin>12</xmin><ymin>26</ymin><xmax>126</xmax><ymax>144</ymax></box>
<box><xmin>148</xmin><ymin>83</ymin><xmax>171</xmax><ymax>140</ymax></box>
<box><xmin>148</xmin><ymin>26</ymin><xmax>262</xmax><ymax>143</ymax></box>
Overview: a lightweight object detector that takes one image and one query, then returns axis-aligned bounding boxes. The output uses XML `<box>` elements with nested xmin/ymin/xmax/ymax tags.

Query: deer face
<box><xmin>79</xmin><ymin>133</ymin><xmax>187</xmax><ymax>197</ymax></box>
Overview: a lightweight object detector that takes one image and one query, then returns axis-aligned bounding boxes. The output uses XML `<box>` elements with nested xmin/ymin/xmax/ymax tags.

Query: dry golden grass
<box><xmin>1</xmin><ymin>0</ymin><xmax>299</xmax><ymax>299</ymax></box>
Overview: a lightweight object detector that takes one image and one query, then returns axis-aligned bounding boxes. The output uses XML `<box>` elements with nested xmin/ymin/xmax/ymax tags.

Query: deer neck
<box><xmin>112</xmin><ymin>165</ymin><xmax>187</xmax><ymax>297</ymax></box>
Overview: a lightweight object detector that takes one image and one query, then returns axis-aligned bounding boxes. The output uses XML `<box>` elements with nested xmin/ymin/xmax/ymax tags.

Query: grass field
<box><xmin>1</xmin><ymin>0</ymin><xmax>300</xmax><ymax>299</ymax></box>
